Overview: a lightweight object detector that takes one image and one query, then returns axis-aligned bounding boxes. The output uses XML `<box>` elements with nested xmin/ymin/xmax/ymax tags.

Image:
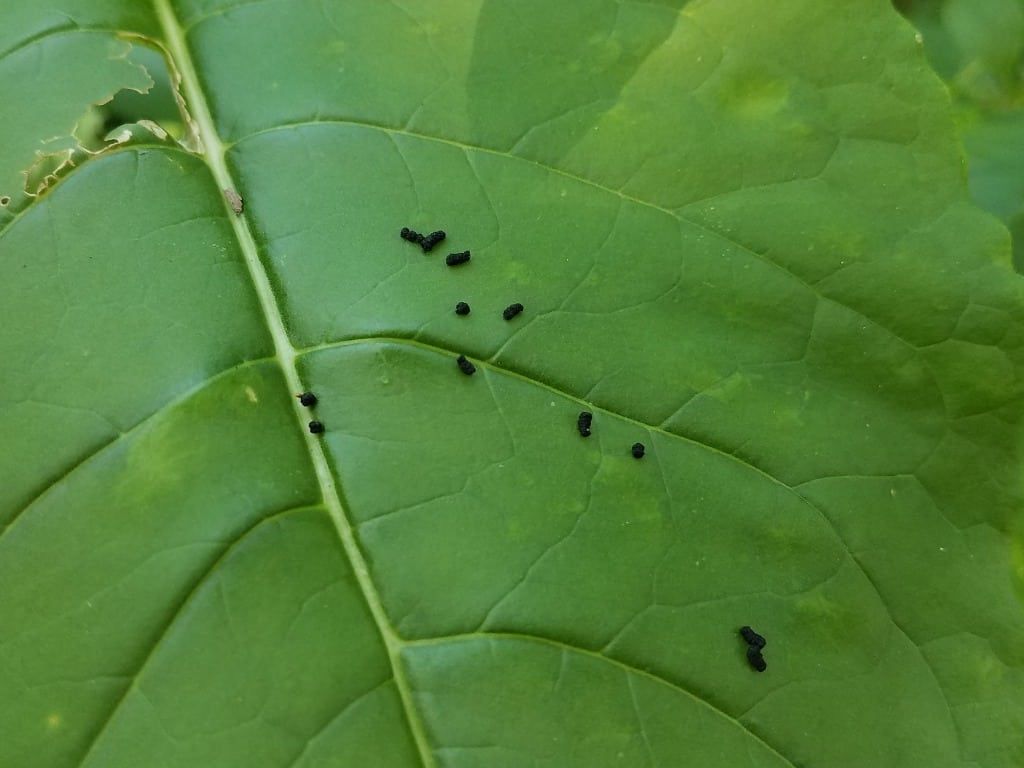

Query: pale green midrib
<box><xmin>150</xmin><ymin>3</ymin><xmax>436</xmax><ymax>767</ymax></box>
<box><xmin>404</xmin><ymin>632</ymin><xmax>798</xmax><ymax>768</ymax></box>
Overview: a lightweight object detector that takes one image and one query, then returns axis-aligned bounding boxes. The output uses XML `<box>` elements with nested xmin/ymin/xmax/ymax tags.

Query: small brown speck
<box><xmin>224</xmin><ymin>188</ymin><xmax>243</xmax><ymax>215</ymax></box>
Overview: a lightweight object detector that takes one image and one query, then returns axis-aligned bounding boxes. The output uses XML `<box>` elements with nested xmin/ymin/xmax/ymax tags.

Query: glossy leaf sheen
<box><xmin>1</xmin><ymin>1</ymin><xmax>1023</xmax><ymax>767</ymax></box>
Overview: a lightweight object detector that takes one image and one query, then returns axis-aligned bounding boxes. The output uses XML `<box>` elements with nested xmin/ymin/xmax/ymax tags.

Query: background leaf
<box><xmin>1</xmin><ymin>1</ymin><xmax>1023</xmax><ymax>767</ymax></box>
<box><xmin>897</xmin><ymin>0</ymin><xmax>1024</xmax><ymax>269</ymax></box>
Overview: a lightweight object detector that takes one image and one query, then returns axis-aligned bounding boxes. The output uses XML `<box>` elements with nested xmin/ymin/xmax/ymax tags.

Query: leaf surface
<box><xmin>1</xmin><ymin>1</ymin><xmax>1023</xmax><ymax>767</ymax></box>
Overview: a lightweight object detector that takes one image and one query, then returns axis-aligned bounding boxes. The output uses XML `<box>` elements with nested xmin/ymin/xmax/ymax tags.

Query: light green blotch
<box><xmin>792</xmin><ymin>585</ymin><xmax>849</xmax><ymax>626</ymax></box>
<box><xmin>719</xmin><ymin>74</ymin><xmax>791</xmax><ymax>121</ymax></box>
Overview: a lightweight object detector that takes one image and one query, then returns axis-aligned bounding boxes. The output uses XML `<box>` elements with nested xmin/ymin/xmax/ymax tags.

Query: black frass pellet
<box><xmin>739</xmin><ymin>626</ymin><xmax>767</xmax><ymax>650</ymax></box>
<box><xmin>308</xmin><ymin>420</ymin><xmax>325</xmax><ymax>434</ymax></box>
<box><xmin>631</xmin><ymin>442</ymin><xmax>645</xmax><ymax>459</ymax></box>
<box><xmin>297</xmin><ymin>392</ymin><xmax>318</xmax><ymax>408</ymax></box>
<box><xmin>577</xmin><ymin>411</ymin><xmax>593</xmax><ymax>438</ymax></box>
<box><xmin>455</xmin><ymin>301</ymin><xmax>471</xmax><ymax>316</ymax></box>
<box><xmin>420</xmin><ymin>230</ymin><xmax>446</xmax><ymax>252</ymax></box>
<box><xmin>746</xmin><ymin>646</ymin><xmax>767</xmax><ymax>672</ymax></box>
<box><xmin>400</xmin><ymin>227</ymin><xmax>423</xmax><ymax>243</ymax></box>
<box><xmin>502</xmin><ymin>302</ymin><xmax>524</xmax><ymax>321</ymax></box>
<box><xmin>456</xmin><ymin>354</ymin><xmax>476</xmax><ymax>376</ymax></box>
<box><xmin>446</xmin><ymin>251</ymin><xmax>471</xmax><ymax>267</ymax></box>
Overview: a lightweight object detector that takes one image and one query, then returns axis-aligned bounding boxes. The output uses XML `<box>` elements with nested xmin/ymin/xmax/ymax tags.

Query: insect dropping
<box><xmin>746</xmin><ymin>646</ymin><xmax>767</xmax><ymax>672</ymax></box>
<box><xmin>400</xmin><ymin>227</ymin><xmax>423</xmax><ymax>243</ymax></box>
<box><xmin>446</xmin><ymin>251</ymin><xmax>471</xmax><ymax>267</ymax></box>
<box><xmin>739</xmin><ymin>626</ymin><xmax>766</xmax><ymax>650</ymax></box>
<box><xmin>420</xmin><ymin>230</ymin><xmax>446</xmax><ymax>252</ymax></box>
<box><xmin>502</xmin><ymin>302</ymin><xmax>524</xmax><ymax>321</ymax></box>
<box><xmin>577</xmin><ymin>411</ymin><xmax>593</xmax><ymax>437</ymax></box>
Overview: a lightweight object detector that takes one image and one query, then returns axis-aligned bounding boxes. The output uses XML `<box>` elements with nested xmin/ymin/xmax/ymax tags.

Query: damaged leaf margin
<box><xmin>1</xmin><ymin>30</ymin><xmax>200</xmax><ymax>212</ymax></box>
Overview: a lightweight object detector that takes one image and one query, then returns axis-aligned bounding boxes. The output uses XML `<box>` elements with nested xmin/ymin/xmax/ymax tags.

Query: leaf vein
<box><xmin>74</xmin><ymin>505</ymin><xmax>322</xmax><ymax>767</ymax></box>
<box><xmin>231</xmin><ymin>117</ymin><xmax>927</xmax><ymax>359</ymax></box>
<box><xmin>300</xmin><ymin>334</ymin><xmax>966</xmax><ymax>752</ymax></box>
<box><xmin>406</xmin><ymin>632</ymin><xmax>798</xmax><ymax>768</ymax></box>
<box><xmin>0</xmin><ymin>355</ymin><xmax>275</xmax><ymax>545</ymax></box>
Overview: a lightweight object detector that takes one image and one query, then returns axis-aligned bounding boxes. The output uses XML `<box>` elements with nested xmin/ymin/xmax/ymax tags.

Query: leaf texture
<box><xmin>1</xmin><ymin>1</ymin><xmax>1023</xmax><ymax>767</ymax></box>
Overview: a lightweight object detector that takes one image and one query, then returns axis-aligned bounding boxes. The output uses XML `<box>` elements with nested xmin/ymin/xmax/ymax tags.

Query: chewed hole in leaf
<box><xmin>18</xmin><ymin>37</ymin><xmax>153</xmax><ymax>200</ymax></box>
<box><xmin>19</xmin><ymin>38</ymin><xmax>192</xmax><ymax>203</ymax></box>
<box><xmin>96</xmin><ymin>45</ymin><xmax>183</xmax><ymax>141</ymax></box>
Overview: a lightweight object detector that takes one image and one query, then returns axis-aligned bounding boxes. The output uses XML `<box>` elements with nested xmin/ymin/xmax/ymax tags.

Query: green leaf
<box><xmin>899</xmin><ymin>0</ymin><xmax>1024</xmax><ymax>102</ymax></box>
<box><xmin>2</xmin><ymin>1</ymin><xmax>1023</xmax><ymax>766</ymax></box>
<box><xmin>898</xmin><ymin>0</ymin><xmax>1024</xmax><ymax>269</ymax></box>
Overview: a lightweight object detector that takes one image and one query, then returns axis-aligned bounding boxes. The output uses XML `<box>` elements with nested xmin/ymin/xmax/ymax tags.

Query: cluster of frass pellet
<box><xmin>293</xmin><ymin>224</ymin><xmax>771</xmax><ymax>673</ymax></box>
<box><xmin>399</xmin><ymin>227</ymin><xmax>648</xmax><ymax>460</ymax></box>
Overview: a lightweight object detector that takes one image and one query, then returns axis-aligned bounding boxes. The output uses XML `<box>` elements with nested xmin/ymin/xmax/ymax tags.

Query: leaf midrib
<box><xmin>150</xmin><ymin>1</ymin><xmax>437</xmax><ymax>766</ymax></box>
